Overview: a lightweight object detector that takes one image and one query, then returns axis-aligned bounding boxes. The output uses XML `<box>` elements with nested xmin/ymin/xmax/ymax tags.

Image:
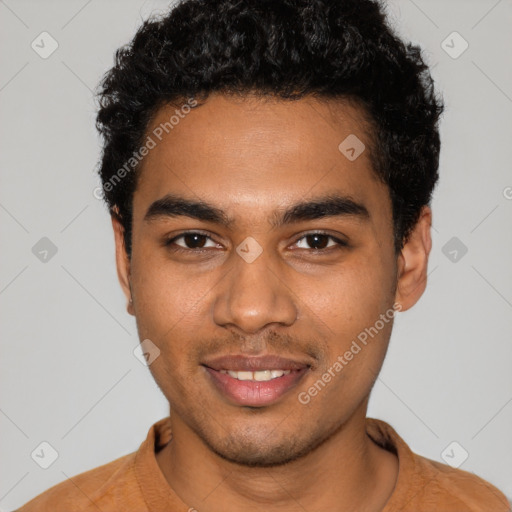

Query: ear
<box><xmin>111</xmin><ymin>208</ymin><xmax>135</xmax><ymax>316</ymax></box>
<box><xmin>394</xmin><ymin>206</ymin><xmax>433</xmax><ymax>312</ymax></box>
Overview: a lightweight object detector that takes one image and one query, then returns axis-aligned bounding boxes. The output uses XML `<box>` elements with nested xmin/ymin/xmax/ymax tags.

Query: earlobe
<box><xmin>111</xmin><ymin>210</ymin><xmax>135</xmax><ymax>316</ymax></box>
<box><xmin>394</xmin><ymin>206</ymin><xmax>433</xmax><ymax>312</ymax></box>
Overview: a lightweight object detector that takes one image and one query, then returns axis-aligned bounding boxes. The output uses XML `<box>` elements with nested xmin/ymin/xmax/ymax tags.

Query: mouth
<box><xmin>218</xmin><ymin>369</ymin><xmax>293</xmax><ymax>380</ymax></box>
<box><xmin>201</xmin><ymin>354</ymin><xmax>312</xmax><ymax>407</ymax></box>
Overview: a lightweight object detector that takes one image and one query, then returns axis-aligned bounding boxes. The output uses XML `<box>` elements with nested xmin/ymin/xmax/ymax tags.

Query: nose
<box><xmin>212</xmin><ymin>248</ymin><xmax>298</xmax><ymax>335</ymax></box>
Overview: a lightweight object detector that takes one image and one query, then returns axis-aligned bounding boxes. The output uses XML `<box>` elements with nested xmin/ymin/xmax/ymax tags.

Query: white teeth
<box><xmin>235</xmin><ymin>371</ymin><xmax>253</xmax><ymax>381</ymax></box>
<box><xmin>219</xmin><ymin>369</ymin><xmax>291</xmax><ymax>381</ymax></box>
<box><xmin>254</xmin><ymin>370</ymin><xmax>272</xmax><ymax>381</ymax></box>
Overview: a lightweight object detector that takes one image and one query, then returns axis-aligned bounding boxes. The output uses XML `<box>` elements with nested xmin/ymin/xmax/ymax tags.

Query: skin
<box><xmin>112</xmin><ymin>93</ymin><xmax>432</xmax><ymax>512</ymax></box>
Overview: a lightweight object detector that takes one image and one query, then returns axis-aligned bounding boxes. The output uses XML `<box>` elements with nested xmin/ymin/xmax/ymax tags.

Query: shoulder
<box><xmin>412</xmin><ymin>454</ymin><xmax>511</xmax><ymax>511</ymax></box>
<box><xmin>14</xmin><ymin>451</ymin><xmax>139</xmax><ymax>512</ymax></box>
<box><xmin>366</xmin><ymin>418</ymin><xmax>511</xmax><ymax>511</ymax></box>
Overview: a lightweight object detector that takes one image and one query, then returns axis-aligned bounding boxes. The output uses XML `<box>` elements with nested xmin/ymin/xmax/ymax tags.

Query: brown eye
<box><xmin>165</xmin><ymin>232</ymin><xmax>218</xmax><ymax>251</ymax></box>
<box><xmin>178</xmin><ymin>233</ymin><xmax>208</xmax><ymax>249</ymax></box>
<box><xmin>294</xmin><ymin>233</ymin><xmax>348</xmax><ymax>251</ymax></box>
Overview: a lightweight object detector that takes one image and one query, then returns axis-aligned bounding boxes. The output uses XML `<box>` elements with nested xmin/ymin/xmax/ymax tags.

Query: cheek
<box><xmin>129</xmin><ymin>255</ymin><xmax>203</xmax><ymax>399</ymax></box>
<box><xmin>131</xmin><ymin>250</ymin><xmax>212</xmax><ymax>324</ymax></box>
<box><xmin>299</xmin><ymin>253</ymin><xmax>396</xmax><ymax>394</ymax></box>
<box><xmin>129</xmin><ymin>252</ymin><xmax>222</xmax><ymax>381</ymax></box>
<box><xmin>301</xmin><ymin>254</ymin><xmax>393</xmax><ymax>335</ymax></box>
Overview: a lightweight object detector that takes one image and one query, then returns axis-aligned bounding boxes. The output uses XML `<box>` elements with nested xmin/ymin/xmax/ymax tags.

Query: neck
<box><xmin>156</xmin><ymin>400</ymin><xmax>398</xmax><ymax>512</ymax></box>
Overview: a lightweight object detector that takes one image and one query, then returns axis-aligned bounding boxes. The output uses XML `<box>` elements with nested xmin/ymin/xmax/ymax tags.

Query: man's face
<box><xmin>118</xmin><ymin>94</ymin><xmax>403</xmax><ymax>466</ymax></box>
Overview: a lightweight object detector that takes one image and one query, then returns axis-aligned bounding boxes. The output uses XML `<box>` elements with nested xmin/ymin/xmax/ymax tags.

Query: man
<box><xmin>17</xmin><ymin>0</ymin><xmax>510</xmax><ymax>510</ymax></box>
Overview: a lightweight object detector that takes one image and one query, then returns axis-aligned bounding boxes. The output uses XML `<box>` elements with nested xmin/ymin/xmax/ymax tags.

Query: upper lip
<box><xmin>202</xmin><ymin>354</ymin><xmax>311</xmax><ymax>372</ymax></box>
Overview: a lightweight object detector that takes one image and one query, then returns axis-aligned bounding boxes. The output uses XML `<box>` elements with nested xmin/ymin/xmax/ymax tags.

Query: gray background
<box><xmin>1</xmin><ymin>0</ymin><xmax>511</xmax><ymax>509</ymax></box>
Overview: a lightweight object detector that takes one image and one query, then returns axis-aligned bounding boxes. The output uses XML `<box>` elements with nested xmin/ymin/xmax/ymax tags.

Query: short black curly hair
<box><xmin>95</xmin><ymin>0</ymin><xmax>443</xmax><ymax>258</ymax></box>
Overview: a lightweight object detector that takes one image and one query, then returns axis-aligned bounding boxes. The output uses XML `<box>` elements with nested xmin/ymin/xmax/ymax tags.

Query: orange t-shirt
<box><xmin>15</xmin><ymin>417</ymin><xmax>511</xmax><ymax>511</ymax></box>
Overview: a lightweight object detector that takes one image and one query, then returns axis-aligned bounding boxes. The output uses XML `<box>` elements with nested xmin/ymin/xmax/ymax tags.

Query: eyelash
<box><xmin>163</xmin><ymin>231</ymin><xmax>348</xmax><ymax>254</ymax></box>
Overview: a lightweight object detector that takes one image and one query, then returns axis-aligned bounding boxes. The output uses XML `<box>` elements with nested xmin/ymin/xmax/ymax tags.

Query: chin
<box><xmin>211</xmin><ymin>441</ymin><xmax>309</xmax><ymax>468</ymax></box>
<box><xmin>200</xmin><ymin>425</ymin><xmax>330</xmax><ymax>468</ymax></box>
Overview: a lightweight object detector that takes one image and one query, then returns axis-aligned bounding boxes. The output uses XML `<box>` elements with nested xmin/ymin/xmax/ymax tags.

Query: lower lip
<box><xmin>203</xmin><ymin>367</ymin><xmax>309</xmax><ymax>407</ymax></box>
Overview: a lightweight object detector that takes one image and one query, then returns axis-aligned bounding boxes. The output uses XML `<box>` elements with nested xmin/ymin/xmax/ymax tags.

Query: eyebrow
<box><xmin>143</xmin><ymin>192</ymin><xmax>370</xmax><ymax>229</ymax></box>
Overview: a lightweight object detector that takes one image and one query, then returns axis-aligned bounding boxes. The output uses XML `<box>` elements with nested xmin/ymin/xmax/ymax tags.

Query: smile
<box><xmin>204</xmin><ymin>366</ymin><xmax>309</xmax><ymax>407</ymax></box>
<box><xmin>219</xmin><ymin>369</ymin><xmax>291</xmax><ymax>381</ymax></box>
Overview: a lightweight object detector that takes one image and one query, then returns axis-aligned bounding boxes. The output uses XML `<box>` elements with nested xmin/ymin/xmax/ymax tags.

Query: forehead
<box><xmin>132</xmin><ymin>94</ymin><xmax>390</xmax><ymax>229</ymax></box>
